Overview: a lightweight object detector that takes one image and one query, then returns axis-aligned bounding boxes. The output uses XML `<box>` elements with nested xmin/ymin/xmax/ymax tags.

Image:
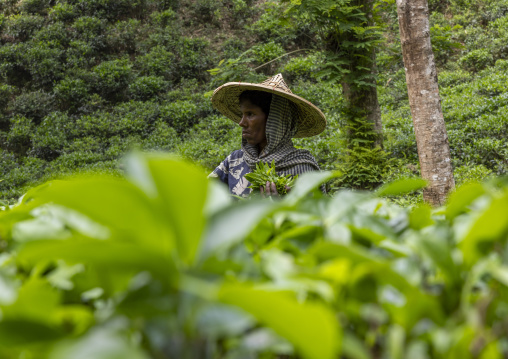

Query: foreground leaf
<box><xmin>218</xmin><ymin>284</ymin><xmax>341</xmax><ymax>359</ymax></box>
<box><xmin>376</xmin><ymin>178</ymin><xmax>427</xmax><ymax>197</ymax></box>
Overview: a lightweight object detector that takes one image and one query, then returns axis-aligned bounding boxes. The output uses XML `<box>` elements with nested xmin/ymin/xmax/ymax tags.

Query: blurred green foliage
<box><xmin>1</xmin><ymin>153</ymin><xmax>508</xmax><ymax>358</ymax></box>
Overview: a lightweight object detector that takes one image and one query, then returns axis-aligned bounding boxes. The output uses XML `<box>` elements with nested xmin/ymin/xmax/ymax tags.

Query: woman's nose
<box><xmin>239</xmin><ymin>115</ymin><xmax>247</xmax><ymax>127</ymax></box>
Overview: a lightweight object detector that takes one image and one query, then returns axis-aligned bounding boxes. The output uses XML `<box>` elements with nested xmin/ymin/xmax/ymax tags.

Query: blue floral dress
<box><xmin>208</xmin><ymin>150</ymin><xmax>252</xmax><ymax>197</ymax></box>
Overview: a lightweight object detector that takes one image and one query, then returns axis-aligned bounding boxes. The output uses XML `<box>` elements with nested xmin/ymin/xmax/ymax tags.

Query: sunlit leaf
<box><xmin>17</xmin><ymin>239</ymin><xmax>175</xmax><ymax>283</ymax></box>
<box><xmin>376</xmin><ymin>178</ymin><xmax>427</xmax><ymax>197</ymax></box>
<box><xmin>21</xmin><ymin>178</ymin><xmax>174</xmax><ymax>256</ymax></box>
<box><xmin>285</xmin><ymin>171</ymin><xmax>341</xmax><ymax>205</ymax></box>
<box><xmin>128</xmin><ymin>153</ymin><xmax>208</xmax><ymax>265</ymax></box>
<box><xmin>218</xmin><ymin>284</ymin><xmax>341</xmax><ymax>359</ymax></box>
<box><xmin>200</xmin><ymin>200</ymin><xmax>275</xmax><ymax>258</ymax></box>
<box><xmin>459</xmin><ymin>190</ymin><xmax>508</xmax><ymax>266</ymax></box>
<box><xmin>409</xmin><ymin>204</ymin><xmax>434</xmax><ymax>230</ymax></box>
<box><xmin>446</xmin><ymin>183</ymin><xmax>486</xmax><ymax>220</ymax></box>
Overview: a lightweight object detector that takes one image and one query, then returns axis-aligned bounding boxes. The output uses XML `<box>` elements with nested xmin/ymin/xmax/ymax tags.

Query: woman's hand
<box><xmin>260</xmin><ymin>181</ymin><xmax>291</xmax><ymax>198</ymax></box>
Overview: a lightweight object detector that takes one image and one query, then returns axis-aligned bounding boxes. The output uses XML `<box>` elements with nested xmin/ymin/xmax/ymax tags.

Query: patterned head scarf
<box><xmin>242</xmin><ymin>94</ymin><xmax>320</xmax><ymax>176</ymax></box>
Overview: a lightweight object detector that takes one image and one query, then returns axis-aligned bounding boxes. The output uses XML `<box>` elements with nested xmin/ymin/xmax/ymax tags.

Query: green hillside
<box><xmin>0</xmin><ymin>0</ymin><xmax>507</xmax><ymax>202</ymax></box>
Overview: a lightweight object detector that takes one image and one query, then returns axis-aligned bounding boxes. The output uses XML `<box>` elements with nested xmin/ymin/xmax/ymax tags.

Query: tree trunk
<box><xmin>396</xmin><ymin>0</ymin><xmax>455</xmax><ymax>205</ymax></box>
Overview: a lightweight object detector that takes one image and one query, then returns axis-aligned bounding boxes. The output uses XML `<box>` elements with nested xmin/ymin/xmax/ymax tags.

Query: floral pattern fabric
<box><xmin>208</xmin><ymin>150</ymin><xmax>252</xmax><ymax>197</ymax></box>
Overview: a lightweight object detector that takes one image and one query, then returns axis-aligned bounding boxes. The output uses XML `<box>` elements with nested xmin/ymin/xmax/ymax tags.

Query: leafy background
<box><xmin>0</xmin><ymin>0</ymin><xmax>507</xmax><ymax>202</ymax></box>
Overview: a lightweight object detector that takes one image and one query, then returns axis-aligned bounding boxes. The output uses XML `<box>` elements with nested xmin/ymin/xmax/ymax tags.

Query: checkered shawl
<box><xmin>242</xmin><ymin>95</ymin><xmax>320</xmax><ymax>176</ymax></box>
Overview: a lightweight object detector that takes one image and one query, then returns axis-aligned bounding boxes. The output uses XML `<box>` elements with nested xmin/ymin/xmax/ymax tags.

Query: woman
<box><xmin>208</xmin><ymin>74</ymin><xmax>326</xmax><ymax>197</ymax></box>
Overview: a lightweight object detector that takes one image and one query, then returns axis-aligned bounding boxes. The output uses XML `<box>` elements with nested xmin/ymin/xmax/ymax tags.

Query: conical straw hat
<box><xmin>211</xmin><ymin>74</ymin><xmax>326</xmax><ymax>138</ymax></box>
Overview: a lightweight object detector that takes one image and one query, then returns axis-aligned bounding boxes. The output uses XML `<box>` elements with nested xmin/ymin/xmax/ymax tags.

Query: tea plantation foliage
<box><xmin>1</xmin><ymin>153</ymin><xmax>508</xmax><ymax>358</ymax></box>
<box><xmin>0</xmin><ymin>0</ymin><xmax>507</xmax><ymax>201</ymax></box>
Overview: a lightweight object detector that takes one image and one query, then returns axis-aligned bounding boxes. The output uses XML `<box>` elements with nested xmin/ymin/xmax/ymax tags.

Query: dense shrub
<box><xmin>70</xmin><ymin>16</ymin><xmax>107</xmax><ymax>52</ymax></box>
<box><xmin>6</xmin><ymin>114</ymin><xmax>33</xmax><ymax>154</ymax></box>
<box><xmin>20</xmin><ymin>40</ymin><xmax>66</xmax><ymax>87</ymax></box>
<box><xmin>30</xmin><ymin>112</ymin><xmax>70</xmax><ymax>160</ymax></box>
<box><xmin>248</xmin><ymin>4</ymin><xmax>299</xmax><ymax>45</ymax></box>
<box><xmin>109</xmin><ymin>100</ymin><xmax>160</xmax><ymax>135</ymax></box>
<box><xmin>149</xmin><ymin>9</ymin><xmax>177</xmax><ymax>27</ymax></box>
<box><xmin>0</xmin><ymin>84</ymin><xmax>15</xmax><ymax>110</ymax></box>
<box><xmin>48</xmin><ymin>2</ymin><xmax>77</xmax><ymax>22</ymax></box>
<box><xmin>251</xmin><ymin>41</ymin><xmax>285</xmax><ymax>64</ymax></box>
<box><xmin>136</xmin><ymin>45</ymin><xmax>175</xmax><ymax>79</ymax></box>
<box><xmin>128</xmin><ymin>75</ymin><xmax>168</xmax><ymax>100</ymax></box>
<box><xmin>8</xmin><ymin>90</ymin><xmax>54</xmax><ymax>123</ymax></box>
<box><xmin>65</xmin><ymin>40</ymin><xmax>97</xmax><ymax>69</ymax></box>
<box><xmin>177</xmin><ymin>114</ymin><xmax>240</xmax><ymax>170</ymax></box>
<box><xmin>454</xmin><ymin>163</ymin><xmax>494</xmax><ymax>185</ymax></box>
<box><xmin>282</xmin><ymin>52</ymin><xmax>324</xmax><ymax>81</ymax></box>
<box><xmin>91</xmin><ymin>59</ymin><xmax>133</xmax><ymax>101</ymax></box>
<box><xmin>18</xmin><ymin>0</ymin><xmax>51</xmax><ymax>15</ymax></box>
<box><xmin>173</xmin><ymin>37</ymin><xmax>212</xmax><ymax>80</ymax></box>
<box><xmin>142</xmin><ymin>119</ymin><xmax>180</xmax><ymax>151</ymax></box>
<box><xmin>160</xmin><ymin>100</ymin><xmax>199</xmax><ymax>133</ymax></box>
<box><xmin>0</xmin><ymin>0</ymin><xmax>506</xmax><ymax>203</ymax></box>
<box><xmin>459</xmin><ymin>49</ymin><xmax>494</xmax><ymax>72</ymax></box>
<box><xmin>54</xmin><ymin>78</ymin><xmax>90</xmax><ymax>110</ymax></box>
<box><xmin>32</xmin><ymin>22</ymin><xmax>69</xmax><ymax>44</ymax></box>
<box><xmin>105</xmin><ymin>19</ymin><xmax>140</xmax><ymax>54</ymax></box>
<box><xmin>4</xmin><ymin>14</ymin><xmax>45</xmax><ymax>41</ymax></box>
<box><xmin>72</xmin><ymin>0</ymin><xmax>147</xmax><ymax>20</ymax></box>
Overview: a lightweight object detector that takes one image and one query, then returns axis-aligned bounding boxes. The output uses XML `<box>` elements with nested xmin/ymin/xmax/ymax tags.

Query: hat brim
<box><xmin>211</xmin><ymin>82</ymin><xmax>327</xmax><ymax>138</ymax></box>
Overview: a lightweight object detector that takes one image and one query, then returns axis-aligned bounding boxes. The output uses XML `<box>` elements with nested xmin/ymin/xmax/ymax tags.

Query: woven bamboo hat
<box><xmin>211</xmin><ymin>73</ymin><xmax>326</xmax><ymax>138</ymax></box>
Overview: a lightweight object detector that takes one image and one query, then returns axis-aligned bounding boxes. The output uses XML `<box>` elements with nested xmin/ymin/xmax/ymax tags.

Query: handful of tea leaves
<box><xmin>245</xmin><ymin>160</ymin><xmax>297</xmax><ymax>195</ymax></box>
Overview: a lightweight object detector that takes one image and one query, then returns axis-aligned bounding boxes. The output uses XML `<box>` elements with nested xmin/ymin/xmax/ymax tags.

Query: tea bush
<box><xmin>91</xmin><ymin>59</ymin><xmax>133</xmax><ymax>101</ymax></box>
<box><xmin>48</xmin><ymin>3</ymin><xmax>77</xmax><ymax>22</ymax></box>
<box><xmin>30</xmin><ymin>112</ymin><xmax>70</xmax><ymax>160</ymax></box>
<box><xmin>54</xmin><ymin>78</ymin><xmax>90</xmax><ymax>110</ymax></box>
<box><xmin>8</xmin><ymin>90</ymin><xmax>55</xmax><ymax>123</ymax></box>
<box><xmin>458</xmin><ymin>49</ymin><xmax>494</xmax><ymax>72</ymax></box>
<box><xmin>135</xmin><ymin>45</ymin><xmax>175</xmax><ymax>79</ymax></box>
<box><xmin>18</xmin><ymin>0</ymin><xmax>51</xmax><ymax>15</ymax></box>
<box><xmin>5</xmin><ymin>114</ymin><xmax>32</xmax><ymax>154</ymax></box>
<box><xmin>4</xmin><ymin>14</ymin><xmax>45</xmax><ymax>41</ymax></box>
<box><xmin>1</xmin><ymin>153</ymin><xmax>508</xmax><ymax>358</ymax></box>
<box><xmin>128</xmin><ymin>75</ymin><xmax>168</xmax><ymax>101</ymax></box>
<box><xmin>251</xmin><ymin>41</ymin><xmax>285</xmax><ymax>64</ymax></box>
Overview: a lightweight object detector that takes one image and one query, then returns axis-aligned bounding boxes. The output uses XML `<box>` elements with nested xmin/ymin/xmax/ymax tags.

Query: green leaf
<box><xmin>376</xmin><ymin>178</ymin><xmax>427</xmax><ymax>197</ymax></box>
<box><xmin>445</xmin><ymin>183</ymin><xmax>486</xmax><ymax>220</ymax></box>
<box><xmin>17</xmin><ymin>239</ymin><xmax>175</xmax><ymax>283</ymax></box>
<box><xmin>459</xmin><ymin>190</ymin><xmax>508</xmax><ymax>266</ymax></box>
<box><xmin>126</xmin><ymin>152</ymin><xmax>208</xmax><ymax>265</ymax></box>
<box><xmin>409</xmin><ymin>204</ymin><xmax>434</xmax><ymax>230</ymax></box>
<box><xmin>0</xmin><ymin>320</ymin><xmax>63</xmax><ymax>347</ymax></box>
<box><xmin>218</xmin><ymin>284</ymin><xmax>341</xmax><ymax>359</ymax></box>
<box><xmin>22</xmin><ymin>177</ymin><xmax>174</xmax><ymax>256</ymax></box>
<box><xmin>50</xmin><ymin>321</ymin><xmax>149</xmax><ymax>359</ymax></box>
<box><xmin>200</xmin><ymin>200</ymin><xmax>275</xmax><ymax>258</ymax></box>
<box><xmin>285</xmin><ymin>171</ymin><xmax>341</xmax><ymax>205</ymax></box>
<box><xmin>342</xmin><ymin>333</ymin><xmax>370</xmax><ymax>359</ymax></box>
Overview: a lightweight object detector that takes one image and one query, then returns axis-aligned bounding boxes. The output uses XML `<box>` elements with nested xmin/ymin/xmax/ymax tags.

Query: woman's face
<box><xmin>239</xmin><ymin>99</ymin><xmax>268</xmax><ymax>149</ymax></box>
